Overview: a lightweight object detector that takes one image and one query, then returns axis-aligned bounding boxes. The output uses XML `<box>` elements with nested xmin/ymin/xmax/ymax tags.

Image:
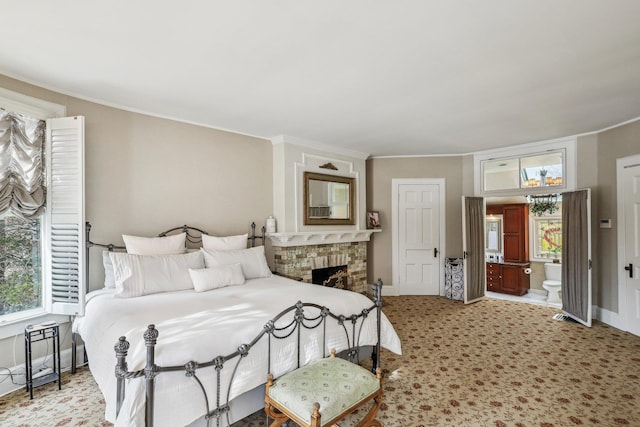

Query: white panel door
<box><xmin>397</xmin><ymin>183</ymin><xmax>440</xmax><ymax>295</ymax></box>
<box><xmin>619</xmin><ymin>159</ymin><xmax>640</xmax><ymax>336</ymax></box>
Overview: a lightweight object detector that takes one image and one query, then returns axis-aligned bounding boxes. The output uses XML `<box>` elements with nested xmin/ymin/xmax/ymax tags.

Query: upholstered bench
<box><xmin>265</xmin><ymin>350</ymin><xmax>383</xmax><ymax>427</ymax></box>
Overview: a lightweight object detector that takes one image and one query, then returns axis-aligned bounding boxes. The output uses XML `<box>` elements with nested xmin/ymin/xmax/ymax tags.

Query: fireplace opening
<box><xmin>312</xmin><ymin>265</ymin><xmax>349</xmax><ymax>289</ymax></box>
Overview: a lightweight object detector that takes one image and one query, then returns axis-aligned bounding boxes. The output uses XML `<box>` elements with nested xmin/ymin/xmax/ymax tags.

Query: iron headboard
<box><xmin>83</xmin><ymin>221</ymin><xmax>266</xmax><ymax>296</ymax></box>
<box><xmin>73</xmin><ymin>222</ymin><xmax>267</xmax><ymax>374</ymax></box>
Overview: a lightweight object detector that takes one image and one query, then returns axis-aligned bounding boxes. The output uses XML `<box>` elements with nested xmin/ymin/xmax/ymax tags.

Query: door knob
<box><xmin>624</xmin><ymin>263</ymin><xmax>633</xmax><ymax>278</ymax></box>
<box><xmin>434</xmin><ymin>248</ymin><xmax>439</xmax><ymax>258</ymax></box>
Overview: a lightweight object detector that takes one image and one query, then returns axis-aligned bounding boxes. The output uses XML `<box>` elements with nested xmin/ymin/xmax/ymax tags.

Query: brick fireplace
<box><xmin>268</xmin><ymin>229</ymin><xmax>378</xmax><ymax>293</ymax></box>
<box><xmin>272</xmin><ymin>241</ymin><xmax>368</xmax><ymax>293</ymax></box>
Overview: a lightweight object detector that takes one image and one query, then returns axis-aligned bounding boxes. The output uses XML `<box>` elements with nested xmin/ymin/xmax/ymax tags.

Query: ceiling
<box><xmin>2</xmin><ymin>1</ymin><xmax>640</xmax><ymax>157</ymax></box>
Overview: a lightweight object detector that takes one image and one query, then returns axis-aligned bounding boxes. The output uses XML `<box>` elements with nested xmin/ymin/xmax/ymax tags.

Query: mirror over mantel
<box><xmin>303</xmin><ymin>171</ymin><xmax>355</xmax><ymax>225</ymax></box>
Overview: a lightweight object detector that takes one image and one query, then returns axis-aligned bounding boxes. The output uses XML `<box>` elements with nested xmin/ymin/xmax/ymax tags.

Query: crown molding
<box><xmin>271</xmin><ymin>135</ymin><xmax>370</xmax><ymax>160</ymax></box>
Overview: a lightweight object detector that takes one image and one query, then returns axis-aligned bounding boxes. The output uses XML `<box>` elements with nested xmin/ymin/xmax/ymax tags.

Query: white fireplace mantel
<box><xmin>267</xmin><ymin>229</ymin><xmax>381</xmax><ymax>247</ymax></box>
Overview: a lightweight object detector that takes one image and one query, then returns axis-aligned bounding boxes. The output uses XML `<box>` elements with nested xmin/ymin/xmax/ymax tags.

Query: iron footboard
<box><xmin>114</xmin><ymin>278</ymin><xmax>385</xmax><ymax>427</ymax></box>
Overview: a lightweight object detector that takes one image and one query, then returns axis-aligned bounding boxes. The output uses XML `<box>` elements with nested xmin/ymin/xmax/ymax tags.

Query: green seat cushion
<box><xmin>268</xmin><ymin>357</ymin><xmax>380</xmax><ymax>424</ymax></box>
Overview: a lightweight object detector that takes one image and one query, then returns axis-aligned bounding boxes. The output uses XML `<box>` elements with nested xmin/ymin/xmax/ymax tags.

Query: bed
<box><xmin>72</xmin><ymin>224</ymin><xmax>402</xmax><ymax>427</ymax></box>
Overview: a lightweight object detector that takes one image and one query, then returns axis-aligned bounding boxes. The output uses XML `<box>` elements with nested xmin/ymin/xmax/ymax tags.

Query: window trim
<box><xmin>473</xmin><ymin>136</ymin><xmax>577</xmax><ymax>197</ymax></box>
<box><xmin>0</xmin><ymin>87</ymin><xmax>66</xmax><ymax>119</ymax></box>
<box><xmin>0</xmin><ymin>88</ymin><xmax>68</xmax><ymax>331</ymax></box>
<box><xmin>0</xmin><ymin>311</ymin><xmax>69</xmax><ymax>340</ymax></box>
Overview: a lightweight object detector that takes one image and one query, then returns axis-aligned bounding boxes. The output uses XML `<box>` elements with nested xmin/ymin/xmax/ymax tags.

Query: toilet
<box><xmin>543</xmin><ymin>263</ymin><xmax>562</xmax><ymax>304</ymax></box>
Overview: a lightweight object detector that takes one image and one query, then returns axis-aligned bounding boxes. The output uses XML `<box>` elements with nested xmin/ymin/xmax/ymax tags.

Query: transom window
<box><xmin>482</xmin><ymin>150</ymin><xmax>565</xmax><ymax>193</ymax></box>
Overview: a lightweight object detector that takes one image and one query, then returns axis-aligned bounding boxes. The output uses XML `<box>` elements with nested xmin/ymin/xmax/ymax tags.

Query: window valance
<box><xmin>0</xmin><ymin>111</ymin><xmax>46</xmax><ymax>219</ymax></box>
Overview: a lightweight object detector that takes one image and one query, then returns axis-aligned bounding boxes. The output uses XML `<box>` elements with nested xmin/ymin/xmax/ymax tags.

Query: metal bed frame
<box><xmin>113</xmin><ymin>280</ymin><xmax>383</xmax><ymax>427</ymax></box>
<box><xmin>71</xmin><ymin>222</ymin><xmax>266</xmax><ymax>374</ymax></box>
<box><xmin>72</xmin><ymin>222</ymin><xmax>384</xmax><ymax>427</ymax></box>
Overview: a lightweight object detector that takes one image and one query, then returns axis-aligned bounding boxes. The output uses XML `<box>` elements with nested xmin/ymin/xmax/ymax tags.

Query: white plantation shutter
<box><xmin>44</xmin><ymin>116</ymin><xmax>85</xmax><ymax>315</ymax></box>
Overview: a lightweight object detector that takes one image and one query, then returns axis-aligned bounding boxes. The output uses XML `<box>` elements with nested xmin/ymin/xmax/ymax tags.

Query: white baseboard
<box><xmin>528</xmin><ymin>288</ymin><xmax>547</xmax><ymax>295</ymax></box>
<box><xmin>594</xmin><ymin>306</ymin><xmax>623</xmax><ymax>330</ymax></box>
<box><xmin>0</xmin><ymin>345</ymin><xmax>84</xmax><ymax>398</ymax></box>
<box><xmin>381</xmin><ymin>285</ymin><xmax>399</xmax><ymax>297</ymax></box>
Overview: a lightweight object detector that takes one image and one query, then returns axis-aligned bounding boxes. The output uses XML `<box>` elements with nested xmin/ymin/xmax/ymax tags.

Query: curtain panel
<box><xmin>465</xmin><ymin>196</ymin><xmax>485</xmax><ymax>302</ymax></box>
<box><xmin>0</xmin><ymin>111</ymin><xmax>46</xmax><ymax>219</ymax></box>
<box><xmin>561</xmin><ymin>190</ymin><xmax>589</xmax><ymax>323</ymax></box>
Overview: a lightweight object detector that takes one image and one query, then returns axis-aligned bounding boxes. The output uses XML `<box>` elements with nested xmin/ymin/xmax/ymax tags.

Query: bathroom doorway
<box><xmin>485</xmin><ymin>190</ymin><xmax>593</xmax><ymax>328</ymax></box>
<box><xmin>484</xmin><ymin>195</ymin><xmax>563</xmax><ymax>308</ymax></box>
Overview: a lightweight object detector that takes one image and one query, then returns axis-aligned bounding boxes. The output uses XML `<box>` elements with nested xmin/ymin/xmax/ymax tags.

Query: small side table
<box><xmin>24</xmin><ymin>322</ymin><xmax>61</xmax><ymax>399</ymax></box>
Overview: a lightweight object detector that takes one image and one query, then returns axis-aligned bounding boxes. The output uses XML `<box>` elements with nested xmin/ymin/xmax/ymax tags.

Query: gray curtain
<box><xmin>465</xmin><ymin>197</ymin><xmax>485</xmax><ymax>302</ymax></box>
<box><xmin>0</xmin><ymin>111</ymin><xmax>46</xmax><ymax>219</ymax></box>
<box><xmin>561</xmin><ymin>190</ymin><xmax>589</xmax><ymax>323</ymax></box>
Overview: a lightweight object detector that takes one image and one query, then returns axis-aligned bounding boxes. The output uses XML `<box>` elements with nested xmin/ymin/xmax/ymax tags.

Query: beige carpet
<box><xmin>1</xmin><ymin>296</ymin><xmax>639</xmax><ymax>426</ymax></box>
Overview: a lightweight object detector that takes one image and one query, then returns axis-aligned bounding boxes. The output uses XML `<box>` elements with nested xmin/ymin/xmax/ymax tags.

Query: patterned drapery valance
<box><xmin>0</xmin><ymin>111</ymin><xmax>46</xmax><ymax>219</ymax></box>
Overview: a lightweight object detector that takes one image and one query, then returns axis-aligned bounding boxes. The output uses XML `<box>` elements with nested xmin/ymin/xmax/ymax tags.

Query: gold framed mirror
<box><xmin>303</xmin><ymin>172</ymin><xmax>355</xmax><ymax>225</ymax></box>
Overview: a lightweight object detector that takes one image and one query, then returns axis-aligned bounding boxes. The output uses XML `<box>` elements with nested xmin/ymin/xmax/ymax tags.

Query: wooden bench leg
<box><xmin>265</xmin><ymin>373</ymin><xmax>291</xmax><ymax>427</ymax></box>
<box><xmin>264</xmin><ymin>404</ymin><xmax>289</xmax><ymax>427</ymax></box>
<box><xmin>354</xmin><ymin>367</ymin><xmax>383</xmax><ymax>427</ymax></box>
<box><xmin>354</xmin><ymin>393</ymin><xmax>382</xmax><ymax>427</ymax></box>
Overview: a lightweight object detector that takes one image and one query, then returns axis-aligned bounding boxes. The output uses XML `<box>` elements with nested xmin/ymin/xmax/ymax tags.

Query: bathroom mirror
<box><xmin>303</xmin><ymin>172</ymin><xmax>355</xmax><ymax>225</ymax></box>
<box><xmin>485</xmin><ymin>215</ymin><xmax>503</xmax><ymax>254</ymax></box>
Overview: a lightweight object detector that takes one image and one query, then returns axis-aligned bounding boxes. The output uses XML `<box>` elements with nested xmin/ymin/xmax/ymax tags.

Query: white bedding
<box><xmin>74</xmin><ymin>276</ymin><xmax>402</xmax><ymax>427</ymax></box>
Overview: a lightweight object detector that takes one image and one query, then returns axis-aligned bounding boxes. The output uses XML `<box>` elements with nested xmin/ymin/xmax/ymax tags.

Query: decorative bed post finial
<box><xmin>115</xmin><ymin>336</ymin><xmax>130</xmax><ymax>357</ymax></box>
<box><xmin>144</xmin><ymin>324</ymin><xmax>159</xmax><ymax>346</ymax></box>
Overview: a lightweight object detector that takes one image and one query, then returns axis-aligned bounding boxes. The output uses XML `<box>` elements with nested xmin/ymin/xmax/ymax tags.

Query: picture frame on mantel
<box><xmin>367</xmin><ymin>211</ymin><xmax>381</xmax><ymax>229</ymax></box>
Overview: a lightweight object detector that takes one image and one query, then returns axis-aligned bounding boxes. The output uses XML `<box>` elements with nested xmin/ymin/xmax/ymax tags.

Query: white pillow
<box><xmin>202</xmin><ymin>233</ymin><xmax>248</xmax><ymax>251</ymax></box>
<box><xmin>109</xmin><ymin>251</ymin><xmax>204</xmax><ymax>298</ymax></box>
<box><xmin>122</xmin><ymin>232</ymin><xmax>187</xmax><ymax>255</ymax></box>
<box><xmin>202</xmin><ymin>246</ymin><xmax>271</xmax><ymax>279</ymax></box>
<box><xmin>103</xmin><ymin>251</ymin><xmax>116</xmax><ymax>288</ymax></box>
<box><xmin>188</xmin><ymin>264</ymin><xmax>245</xmax><ymax>292</ymax></box>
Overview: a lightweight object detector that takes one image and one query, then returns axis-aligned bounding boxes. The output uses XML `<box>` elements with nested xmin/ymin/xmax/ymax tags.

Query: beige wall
<box><xmin>594</xmin><ymin>120</ymin><xmax>640</xmax><ymax>312</ymax></box>
<box><xmin>366</xmin><ymin>156</ymin><xmax>464</xmax><ymax>285</ymax></box>
<box><xmin>575</xmin><ymin>134</ymin><xmax>600</xmax><ymax>306</ymax></box>
<box><xmin>528</xmin><ymin>262</ymin><xmax>546</xmax><ymax>292</ymax></box>
<box><xmin>0</xmin><ymin>75</ymin><xmax>273</xmax><ymax>370</ymax></box>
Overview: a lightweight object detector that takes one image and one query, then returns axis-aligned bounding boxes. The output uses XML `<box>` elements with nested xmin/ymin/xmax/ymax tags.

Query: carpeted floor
<box><xmin>1</xmin><ymin>296</ymin><xmax>639</xmax><ymax>426</ymax></box>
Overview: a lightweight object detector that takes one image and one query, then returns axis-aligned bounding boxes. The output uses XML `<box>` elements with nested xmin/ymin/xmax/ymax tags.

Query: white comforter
<box><xmin>74</xmin><ymin>276</ymin><xmax>402</xmax><ymax>427</ymax></box>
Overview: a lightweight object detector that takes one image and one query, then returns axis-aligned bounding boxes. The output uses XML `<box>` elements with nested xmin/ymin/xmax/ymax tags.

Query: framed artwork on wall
<box><xmin>367</xmin><ymin>211</ymin><xmax>381</xmax><ymax>229</ymax></box>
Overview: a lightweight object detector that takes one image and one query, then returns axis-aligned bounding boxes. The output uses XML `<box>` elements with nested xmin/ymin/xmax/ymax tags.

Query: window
<box><xmin>531</xmin><ymin>214</ymin><xmax>562</xmax><ymax>261</ymax></box>
<box><xmin>482</xmin><ymin>150</ymin><xmax>565</xmax><ymax>193</ymax></box>
<box><xmin>474</xmin><ymin>137</ymin><xmax>576</xmax><ymax>197</ymax></box>
<box><xmin>0</xmin><ymin>88</ymin><xmax>84</xmax><ymax>327</ymax></box>
<box><xmin>520</xmin><ymin>152</ymin><xmax>563</xmax><ymax>189</ymax></box>
<box><xmin>0</xmin><ymin>214</ymin><xmax>42</xmax><ymax>316</ymax></box>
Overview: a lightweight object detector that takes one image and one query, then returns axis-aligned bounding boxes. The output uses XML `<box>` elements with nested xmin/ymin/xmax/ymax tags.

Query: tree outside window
<box><xmin>0</xmin><ymin>214</ymin><xmax>42</xmax><ymax>315</ymax></box>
